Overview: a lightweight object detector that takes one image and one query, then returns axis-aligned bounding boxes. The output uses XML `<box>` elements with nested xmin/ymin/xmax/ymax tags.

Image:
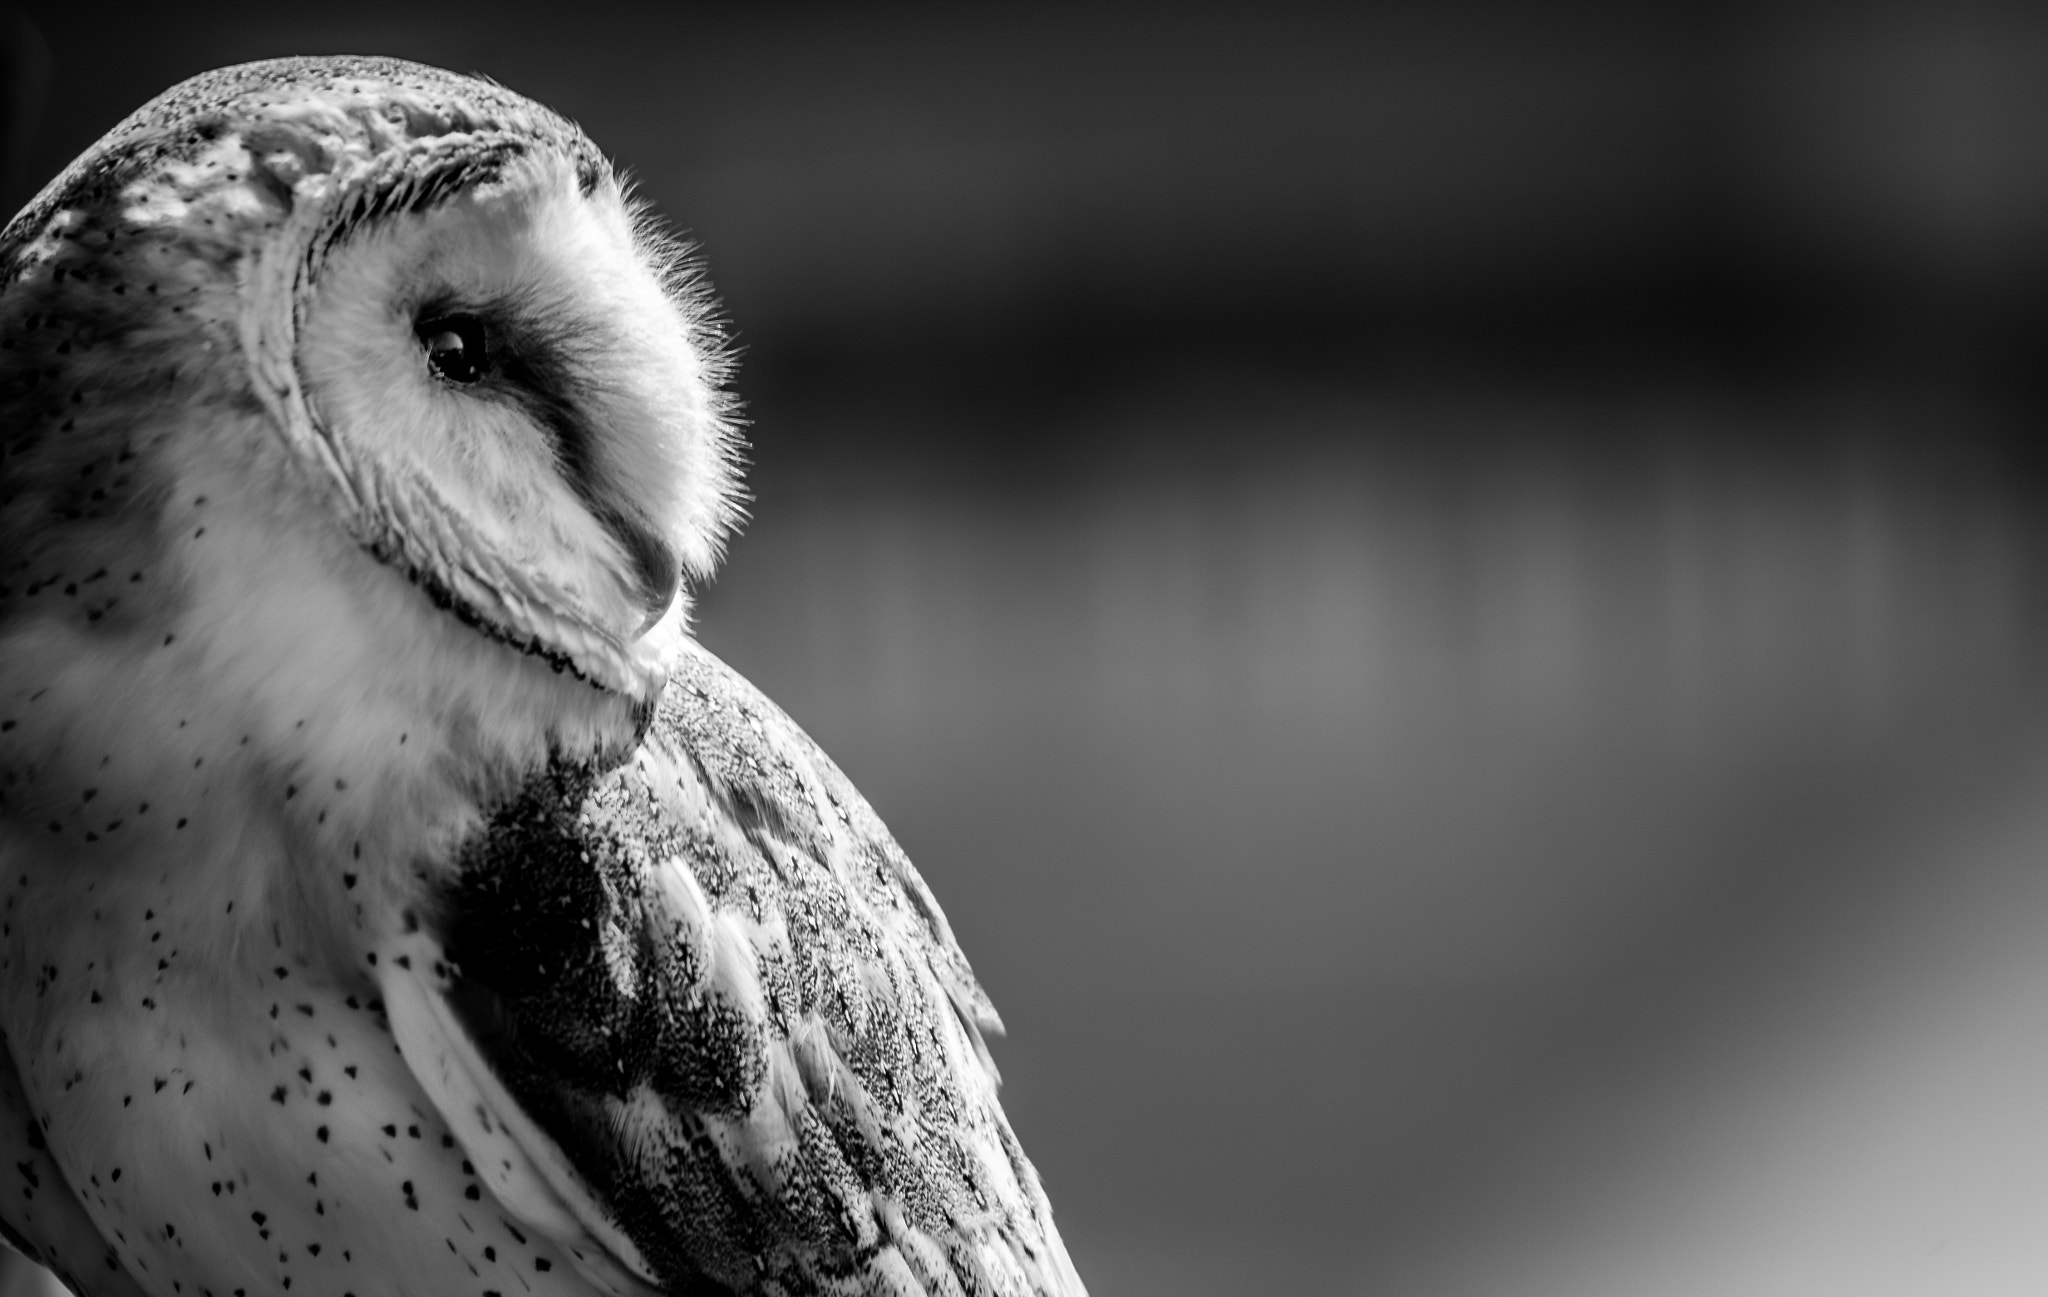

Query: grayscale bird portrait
<box><xmin>0</xmin><ymin>40</ymin><xmax>1080</xmax><ymax>1297</ymax></box>
<box><xmin>7</xmin><ymin>4</ymin><xmax>2048</xmax><ymax>1297</ymax></box>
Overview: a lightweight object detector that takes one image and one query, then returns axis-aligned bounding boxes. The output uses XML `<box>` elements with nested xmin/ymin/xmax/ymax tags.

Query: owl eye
<box><xmin>417</xmin><ymin>314</ymin><xmax>490</xmax><ymax>384</ymax></box>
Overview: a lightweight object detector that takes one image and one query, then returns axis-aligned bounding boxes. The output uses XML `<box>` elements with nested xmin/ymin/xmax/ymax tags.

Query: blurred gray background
<box><xmin>9</xmin><ymin>3</ymin><xmax>2048</xmax><ymax>1293</ymax></box>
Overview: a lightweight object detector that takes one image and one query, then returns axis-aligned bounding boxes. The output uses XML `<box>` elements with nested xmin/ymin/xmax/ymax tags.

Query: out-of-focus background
<box><xmin>9</xmin><ymin>3</ymin><xmax>2048</xmax><ymax>1293</ymax></box>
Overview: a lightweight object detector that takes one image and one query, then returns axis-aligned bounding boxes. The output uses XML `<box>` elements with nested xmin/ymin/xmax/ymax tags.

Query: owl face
<box><xmin>297</xmin><ymin>151</ymin><xmax>720</xmax><ymax>672</ymax></box>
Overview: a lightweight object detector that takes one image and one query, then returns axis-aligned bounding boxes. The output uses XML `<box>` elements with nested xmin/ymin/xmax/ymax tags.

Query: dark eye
<box><xmin>417</xmin><ymin>314</ymin><xmax>489</xmax><ymax>384</ymax></box>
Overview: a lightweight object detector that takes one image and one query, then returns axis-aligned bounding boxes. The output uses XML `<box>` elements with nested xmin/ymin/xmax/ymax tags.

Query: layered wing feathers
<box><xmin>387</xmin><ymin>642</ymin><xmax>1081</xmax><ymax>1297</ymax></box>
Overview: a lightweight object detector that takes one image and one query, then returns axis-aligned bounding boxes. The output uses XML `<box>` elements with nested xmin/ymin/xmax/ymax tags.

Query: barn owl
<box><xmin>0</xmin><ymin>57</ymin><xmax>1084</xmax><ymax>1297</ymax></box>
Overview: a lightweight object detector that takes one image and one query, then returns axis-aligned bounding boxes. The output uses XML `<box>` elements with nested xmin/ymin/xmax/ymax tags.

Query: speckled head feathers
<box><xmin>4</xmin><ymin>57</ymin><xmax>603</xmax><ymax>269</ymax></box>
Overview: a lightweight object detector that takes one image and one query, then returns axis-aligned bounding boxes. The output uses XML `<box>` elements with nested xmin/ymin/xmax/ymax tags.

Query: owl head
<box><xmin>2</xmin><ymin>57</ymin><xmax>743</xmax><ymax>703</ymax></box>
<box><xmin>0</xmin><ymin>58</ymin><xmax>748</xmax><ymax>876</ymax></box>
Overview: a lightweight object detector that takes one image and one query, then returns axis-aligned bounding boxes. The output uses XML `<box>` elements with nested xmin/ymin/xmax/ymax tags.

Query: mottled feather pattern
<box><xmin>2</xmin><ymin>57</ymin><xmax>600</xmax><ymax>275</ymax></box>
<box><xmin>428</xmin><ymin>641</ymin><xmax>1078</xmax><ymax>1296</ymax></box>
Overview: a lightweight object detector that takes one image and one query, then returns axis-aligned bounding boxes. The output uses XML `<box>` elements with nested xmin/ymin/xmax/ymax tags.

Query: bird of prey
<box><xmin>0</xmin><ymin>57</ymin><xmax>1084</xmax><ymax>1297</ymax></box>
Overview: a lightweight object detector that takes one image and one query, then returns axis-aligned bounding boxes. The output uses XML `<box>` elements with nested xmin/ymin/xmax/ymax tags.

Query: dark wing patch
<box><xmin>427</xmin><ymin>641</ymin><xmax>1080</xmax><ymax>1297</ymax></box>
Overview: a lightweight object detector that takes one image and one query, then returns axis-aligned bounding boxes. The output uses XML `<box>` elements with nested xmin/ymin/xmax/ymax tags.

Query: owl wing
<box><xmin>380</xmin><ymin>640</ymin><xmax>1083</xmax><ymax>1297</ymax></box>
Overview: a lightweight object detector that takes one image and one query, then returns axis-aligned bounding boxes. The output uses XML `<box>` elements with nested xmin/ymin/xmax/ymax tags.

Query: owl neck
<box><xmin>0</xmin><ymin>440</ymin><xmax>647</xmax><ymax>1028</ymax></box>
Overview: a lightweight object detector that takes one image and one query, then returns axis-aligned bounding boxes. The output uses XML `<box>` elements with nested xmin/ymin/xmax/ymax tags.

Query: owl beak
<box><xmin>618</xmin><ymin>523</ymin><xmax>679</xmax><ymax>639</ymax></box>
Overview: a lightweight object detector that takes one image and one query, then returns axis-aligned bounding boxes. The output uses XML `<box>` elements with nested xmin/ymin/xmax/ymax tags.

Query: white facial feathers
<box><xmin>297</xmin><ymin>153</ymin><xmax>741</xmax><ymax>685</ymax></box>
